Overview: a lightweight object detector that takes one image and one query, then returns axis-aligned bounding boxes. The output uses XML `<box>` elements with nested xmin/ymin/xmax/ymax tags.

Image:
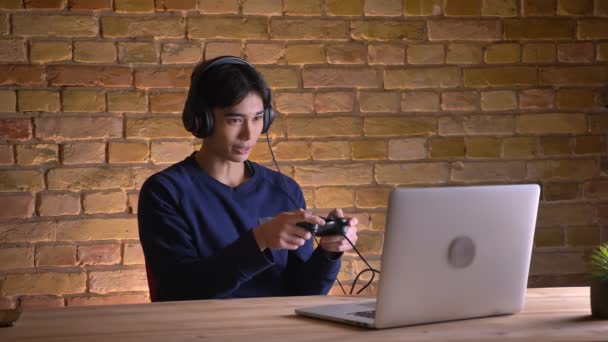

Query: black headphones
<box><xmin>182</xmin><ymin>56</ymin><xmax>275</xmax><ymax>139</ymax></box>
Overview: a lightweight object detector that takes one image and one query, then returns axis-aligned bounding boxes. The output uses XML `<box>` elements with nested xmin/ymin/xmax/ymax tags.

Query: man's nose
<box><xmin>239</xmin><ymin>121</ymin><xmax>252</xmax><ymax>140</ymax></box>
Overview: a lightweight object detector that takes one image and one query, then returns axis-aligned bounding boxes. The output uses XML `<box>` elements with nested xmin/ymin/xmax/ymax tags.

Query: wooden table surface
<box><xmin>0</xmin><ymin>287</ymin><xmax>605</xmax><ymax>342</ymax></box>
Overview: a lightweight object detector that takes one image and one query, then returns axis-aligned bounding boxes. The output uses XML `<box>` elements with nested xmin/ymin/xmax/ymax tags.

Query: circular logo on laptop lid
<box><xmin>447</xmin><ymin>236</ymin><xmax>476</xmax><ymax>268</ymax></box>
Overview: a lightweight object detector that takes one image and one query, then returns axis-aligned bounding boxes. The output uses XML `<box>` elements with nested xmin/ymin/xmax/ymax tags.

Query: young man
<box><xmin>138</xmin><ymin>56</ymin><xmax>359</xmax><ymax>302</ymax></box>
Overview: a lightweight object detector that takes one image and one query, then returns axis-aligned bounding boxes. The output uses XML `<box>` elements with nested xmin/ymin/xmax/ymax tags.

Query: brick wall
<box><xmin>0</xmin><ymin>0</ymin><xmax>607</xmax><ymax>308</ymax></box>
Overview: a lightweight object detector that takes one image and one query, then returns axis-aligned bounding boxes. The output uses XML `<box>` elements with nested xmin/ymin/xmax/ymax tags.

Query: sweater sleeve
<box><xmin>281</xmin><ymin>184</ymin><xmax>342</xmax><ymax>295</ymax></box>
<box><xmin>138</xmin><ymin>176</ymin><xmax>274</xmax><ymax>301</ymax></box>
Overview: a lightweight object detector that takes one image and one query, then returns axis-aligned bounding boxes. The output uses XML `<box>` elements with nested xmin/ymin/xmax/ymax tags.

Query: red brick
<box><xmin>578</xmin><ymin>19</ymin><xmax>608</xmax><ymax>39</ymax></box>
<box><xmin>0</xmin><ymin>0</ymin><xmax>22</xmax><ymax>8</ymax></box>
<box><xmin>0</xmin><ymin>221</ymin><xmax>53</xmax><ymax>243</ymax></box>
<box><xmin>0</xmin><ymin>144</ymin><xmax>13</xmax><ymax>165</ymax></box>
<box><xmin>67</xmin><ymin>294</ymin><xmax>149</xmax><ymax>306</ymax></box>
<box><xmin>441</xmin><ymin>91</ymin><xmax>479</xmax><ymax>111</ymax></box>
<box><xmin>368</xmin><ymin>44</ymin><xmax>404</xmax><ymax>65</ymax></box>
<box><xmin>0</xmin><ymin>119</ymin><xmax>31</xmax><ymax>140</ymax></box>
<box><xmin>47</xmin><ymin>65</ymin><xmax>131</xmax><ymax>87</ymax></box>
<box><xmin>115</xmin><ymin>0</ymin><xmax>154</xmax><ymax>12</ymax></box>
<box><xmin>271</xmin><ymin>19</ymin><xmax>347</xmax><ymax>40</ymax></box>
<box><xmin>88</xmin><ymin>269</ymin><xmax>148</xmax><ymax>294</ymax></box>
<box><xmin>583</xmin><ymin>180</ymin><xmax>608</xmax><ymax>199</ymax></box>
<box><xmin>327</xmin><ymin>43</ymin><xmax>366</xmax><ymax>64</ymax></box>
<box><xmin>557</xmin><ymin>43</ymin><xmax>594</xmax><ymax>63</ymax></box>
<box><xmin>0</xmin><ymin>39</ymin><xmax>26</xmax><ymax>62</ymax></box>
<box><xmin>303</xmin><ymin>67</ymin><xmax>379</xmax><ymax>88</ymax></box>
<box><xmin>78</xmin><ymin>244</ymin><xmax>121</xmax><ymax>265</ymax></box>
<box><xmin>134</xmin><ymin>67</ymin><xmax>191</xmax><ymax>88</ymax></box>
<box><xmin>37</xmin><ymin>192</ymin><xmax>81</xmax><ymax>216</ymax></box>
<box><xmin>401</xmin><ymin>91</ymin><xmax>439</xmax><ymax>112</ymax></box>
<box><xmin>428</xmin><ymin>19</ymin><xmax>501</xmax><ymax>41</ymax></box>
<box><xmin>275</xmin><ymin>92</ymin><xmax>313</xmax><ymax>114</ymax></box>
<box><xmin>48</xmin><ymin>167</ymin><xmax>134</xmax><ymax>191</ymax></box>
<box><xmin>0</xmin><ymin>193</ymin><xmax>34</xmax><ymax>218</ymax></box>
<box><xmin>19</xmin><ymin>295</ymin><xmax>65</xmax><ymax>309</ymax></box>
<box><xmin>522</xmin><ymin>43</ymin><xmax>556</xmax><ymax>63</ymax></box>
<box><xmin>314</xmin><ymin>92</ymin><xmax>355</xmax><ymax>113</ymax></box>
<box><xmin>0</xmin><ymin>65</ymin><xmax>44</xmax><ymax>86</ymax></box>
<box><xmin>155</xmin><ymin>0</ymin><xmax>196</xmax><ymax>11</ymax></box>
<box><xmin>24</xmin><ymin>0</ymin><xmax>66</xmax><ymax>8</ymax></box>
<box><xmin>69</xmin><ymin>0</ymin><xmax>111</xmax><ymax>10</ymax></box>
<box><xmin>36</xmin><ymin>117</ymin><xmax>122</xmax><ymax>140</ymax></box>
<box><xmin>519</xmin><ymin>89</ymin><xmax>555</xmax><ymax>109</ymax></box>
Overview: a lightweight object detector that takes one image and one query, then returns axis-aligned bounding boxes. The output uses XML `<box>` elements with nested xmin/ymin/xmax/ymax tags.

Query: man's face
<box><xmin>204</xmin><ymin>91</ymin><xmax>265</xmax><ymax>163</ymax></box>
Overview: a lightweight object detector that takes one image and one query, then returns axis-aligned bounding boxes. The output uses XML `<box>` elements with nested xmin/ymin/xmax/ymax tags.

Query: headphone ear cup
<box><xmin>198</xmin><ymin>107</ymin><xmax>213</xmax><ymax>138</ymax></box>
<box><xmin>262</xmin><ymin>106</ymin><xmax>275</xmax><ymax>134</ymax></box>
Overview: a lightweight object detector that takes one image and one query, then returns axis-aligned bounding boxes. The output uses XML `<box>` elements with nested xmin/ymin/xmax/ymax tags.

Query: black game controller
<box><xmin>296</xmin><ymin>216</ymin><xmax>349</xmax><ymax>236</ymax></box>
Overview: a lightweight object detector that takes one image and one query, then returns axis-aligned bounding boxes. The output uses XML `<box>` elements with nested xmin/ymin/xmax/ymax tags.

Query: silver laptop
<box><xmin>296</xmin><ymin>184</ymin><xmax>540</xmax><ymax>329</ymax></box>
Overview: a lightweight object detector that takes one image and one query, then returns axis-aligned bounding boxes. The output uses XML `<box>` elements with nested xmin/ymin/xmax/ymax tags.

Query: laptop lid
<box><xmin>374</xmin><ymin>184</ymin><xmax>540</xmax><ymax>328</ymax></box>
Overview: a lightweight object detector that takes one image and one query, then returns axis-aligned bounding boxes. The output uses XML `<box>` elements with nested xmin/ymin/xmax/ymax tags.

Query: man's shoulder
<box><xmin>142</xmin><ymin>156</ymin><xmax>195</xmax><ymax>192</ymax></box>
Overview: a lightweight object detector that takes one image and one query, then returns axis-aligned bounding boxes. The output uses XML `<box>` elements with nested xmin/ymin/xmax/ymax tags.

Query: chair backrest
<box><xmin>145</xmin><ymin>262</ymin><xmax>158</xmax><ymax>302</ymax></box>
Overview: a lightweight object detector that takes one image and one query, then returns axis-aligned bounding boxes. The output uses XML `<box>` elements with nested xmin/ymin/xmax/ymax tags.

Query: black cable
<box><xmin>265</xmin><ymin>133</ymin><xmax>380</xmax><ymax>296</ymax></box>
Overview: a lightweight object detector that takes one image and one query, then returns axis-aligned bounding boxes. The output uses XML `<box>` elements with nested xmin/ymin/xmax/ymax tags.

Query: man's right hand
<box><xmin>252</xmin><ymin>209</ymin><xmax>325</xmax><ymax>251</ymax></box>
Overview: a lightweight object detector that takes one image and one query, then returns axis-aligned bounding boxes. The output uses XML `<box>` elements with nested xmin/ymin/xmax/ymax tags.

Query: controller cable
<box><xmin>265</xmin><ymin>133</ymin><xmax>381</xmax><ymax>295</ymax></box>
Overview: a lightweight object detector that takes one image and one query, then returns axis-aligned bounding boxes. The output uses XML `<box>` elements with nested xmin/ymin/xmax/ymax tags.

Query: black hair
<box><xmin>185</xmin><ymin>56</ymin><xmax>271</xmax><ymax>115</ymax></box>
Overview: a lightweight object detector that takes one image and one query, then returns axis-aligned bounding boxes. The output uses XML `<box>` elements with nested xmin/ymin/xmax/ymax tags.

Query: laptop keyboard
<box><xmin>348</xmin><ymin>310</ymin><xmax>376</xmax><ymax>319</ymax></box>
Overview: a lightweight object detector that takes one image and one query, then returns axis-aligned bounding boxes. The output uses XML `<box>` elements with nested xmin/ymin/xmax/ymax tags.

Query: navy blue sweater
<box><xmin>138</xmin><ymin>153</ymin><xmax>341</xmax><ymax>301</ymax></box>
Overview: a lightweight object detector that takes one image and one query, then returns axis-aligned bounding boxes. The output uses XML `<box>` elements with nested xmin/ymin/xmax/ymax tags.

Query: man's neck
<box><xmin>194</xmin><ymin>150</ymin><xmax>250</xmax><ymax>187</ymax></box>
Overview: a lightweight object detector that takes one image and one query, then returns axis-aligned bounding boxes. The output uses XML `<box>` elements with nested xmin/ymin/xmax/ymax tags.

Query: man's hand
<box><xmin>252</xmin><ymin>209</ymin><xmax>323</xmax><ymax>251</ymax></box>
<box><xmin>318</xmin><ymin>208</ymin><xmax>358</xmax><ymax>253</ymax></box>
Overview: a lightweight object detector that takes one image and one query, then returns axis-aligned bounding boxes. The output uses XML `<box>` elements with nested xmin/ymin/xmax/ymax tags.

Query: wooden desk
<box><xmin>0</xmin><ymin>287</ymin><xmax>605</xmax><ymax>341</ymax></box>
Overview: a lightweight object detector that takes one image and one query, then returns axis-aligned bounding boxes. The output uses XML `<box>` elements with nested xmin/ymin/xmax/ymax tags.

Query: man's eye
<box><xmin>227</xmin><ymin>118</ymin><xmax>242</xmax><ymax>124</ymax></box>
<box><xmin>254</xmin><ymin>115</ymin><xmax>263</xmax><ymax>121</ymax></box>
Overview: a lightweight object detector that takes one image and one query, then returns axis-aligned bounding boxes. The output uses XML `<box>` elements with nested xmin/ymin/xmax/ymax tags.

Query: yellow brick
<box><xmin>271</xmin><ymin>19</ymin><xmax>347</xmax><ymax>40</ymax></box>
<box><xmin>504</xmin><ymin>19</ymin><xmax>575</xmax><ymax>40</ymax></box>
<box><xmin>2</xmin><ymin>272</ymin><xmax>85</xmax><ymax>296</ymax></box>
<box><xmin>327</xmin><ymin>43</ymin><xmax>366</xmax><ymax>64</ymax></box>
<box><xmin>430</xmin><ymin>137</ymin><xmax>465</xmax><ymax>158</ymax></box>
<box><xmin>0</xmin><ymin>247</ymin><xmax>34</xmax><ymax>270</ymax></box>
<box><xmin>245</xmin><ymin>42</ymin><xmax>285</xmax><ymax>65</ymax></box>
<box><xmin>578</xmin><ymin>19</ymin><xmax>608</xmax><ymax>39</ymax></box>
<box><xmin>118</xmin><ymin>42</ymin><xmax>156</xmax><ymax>64</ymax></box>
<box><xmin>74</xmin><ymin>41</ymin><xmax>116</xmax><ymax>63</ymax></box>
<box><xmin>115</xmin><ymin>0</ymin><xmax>154</xmax><ymax>12</ymax></box>
<box><xmin>286</xmin><ymin>44</ymin><xmax>325</xmax><ymax>64</ymax></box>
<box><xmin>503</xmin><ymin>137</ymin><xmax>537</xmax><ymax>158</ymax></box>
<box><xmin>466</xmin><ymin>137</ymin><xmax>501</xmax><ymax>158</ymax></box>
<box><xmin>37</xmin><ymin>192</ymin><xmax>81</xmax><ymax>216</ymax></box>
<box><xmin>123</xmin><ymin>242</ymin><xmax>145</xmax><ymax>265</ymax></box>
<box><xmin>311</xmin><ymin>141</ymin><xmax>350</xmax><ymax>160</ymax></box>
<box><xmin>314</xmin><ymin>187</ymin><xmax>353</xmax><ymax>209</ymax></box>
<box><xmin>107</xmin><ymin>91</ymin><xmax>147</xmax><ymax>113</ymax></box>
<box><xmin>303</xmin><ymin>67</ymin><xmax>377</xmax><ymax>88</ymax></box>
<box><xmin>18</xmin><ymin>90</ymin><xmax>60</xmax><ymax>112</ymax></box>
<box><xmin>62</xmin><ymin>90</ymin><xmax>105</xmax><ymax>112</ymax></box>
<box><xmin>404</xmin><ymin>0</ymin><xmax>442</xmax><ymax>15</ymax></box>
<box><xmin>537</xmin><ymin>203</ymin><xmax>595</xmax><ymax>226</ymax></box>
<box><xmin>56</xmin><ymin>218</ymin><xmax>138</xmax><ymax>241</ymax></box>
<box><xmin>568</xmin><ymin>227</ymin><xmax>600</xmax><ymax>247</ymax></box>
<box><xmin>375</xmin><ymin>162</ymin><xmax>449</xmax><ymax>185</ymax></box>
<box><xmin>36</xmin><ymin>245</ymin><xmax>77</xmax><ymax>267</ymax></box>
<box><xmin>62</xmin><ymin>142</ymin><xmax>106</xmax><ymax>164</ymax></box>
<box><xmin>150</xmin><ymin>141</ymin><xmax>192</xmax><ymax>164</ymax></box>
<box><xmin>364</xmin><ymin>116</ymin><xmax>435</xmax><ymax>136</ymax></box>
<box><xmin>364</xmin><ymin>0</ymin><xmax>402</xmax><ymax>16</ymax></box>
<box><xmin>519</xmin><ymin>89</ymin><xmax>555</xmax><ymax>109</ymax></box>
<box><xmin>527</xmin><ymin>159</ymin><xmax>597</xmax><ymax>180</ymax></box>
<box><xmin>204</xmin><ymin>42</ymin><xmax>242</xmax><ymax>60</ymax></box>
<box><xmin>438</xmin><ymin>115</ymin><xmax>514</xmax><ymax>135</ymax></box>
<box><xmin>283</xmin><ymin>0</ymin><xmax>321</xmax><ymax>15</ymax></box>
<box><xmin>287</xmin><ymin>117</ymin><xmax>361</xmax><ymax>138</ymax></box>
<box><xmin>464</xmin><ymin>67</ymin><xmax>536</xmax><ymax>87</ymax></box>
<box><xmin>522</xmin><ymin>0</ymin><xmax>555</xmax><ymax>16</ymax></box>
<box><xmin>315</xmin><ymin>91</ymin><xmax>355</xmax><ymax>113</ymax></box>
<box><xmin>189</xmin><ymin>17</ymin><xmax>266</xmax><ymax>39</ymax></box>
<box><xmin>445</xmin><ymin>0</ymin><xmax>481</xmax><ymax>16</ymax></box>
<box><xmin>242</xmin><ymin>0</ymin><xmax>281</xmax><ymax>15</ymax></box>
<box><xmin>534</xmin><ymin>228</ymin><xmax>564</xmax><ymax>247</ymax></box>
<box><xmin>385</xmin><ymin>67</ymin><xmax>460</xmax><ymax>89</ymax></box>
<box><xmin>485</xmin><ymin>43</ymin><xmax>520</xmax><ymax>64</ymax></box>
<box><xmin>0</xmin><ymin>90</ymin><xmax>16</xmax><ymax>112</ymax></box>
<box><xmin>149</xmin><ymin>92</ymin><xmax>186</xmax><ymax>113</ymax></box>
<box><xmin>16</xmin><ymin>144</ymin><xmax>58</xmax><ymax>165</ymax></box>
<box><xmin>0</xmin><ymin>0</ymin><xmax>22</xmax><ymax>8</ymax></box>
<box><xmin>540</xmin><ymin>136</ymin><xmax>571</xmax><ymax>155</ymax></box>
<box><xmin>83</xmin><ymin>191</ymin><xmax>126</xmax><ymax>214</ymax></box>
<box><xmin>483</xmin><ymin>0</ymin><xmax>517</xmax><ymax>16</ymax></box>
<box><xmin>273</xmin><ymin>141</ymin><xmax>310</xmax><ymax>161</ymax></box>
<box><xmin>126</xmin><ymin>118</ymin><xmax>190</xmax><ymax>138</ymax></box>
<box><xmin>108</xmin><ymin>142</ymin><xmax>148</xmax><ymax>163</ymax></box>
<box><xmin>257</xmin><ymin>67</ymin><xmax>298</xmax><ymax>89</ymax></box>
<box><xmin>13</xmin><ymin>15</ymin><xmax>96</xmax><ymax>37</ymax></box>
<box><xmin>540</xmin><ymin>66</ymin><xmax>608</xmax><ymax>86</ymax></box>
<box><xmin>295</xmin><ymin>164</ymin><xmax>373</xmax><ymax>186</ymax></box>
<box><xmin>401</xmin><ymin>91</ymin><xmax>439</xmax><ymax>112</ymax></box>
<box><xmin>517</xmin><ymin>114</ymin><xmax>586</xmax><ymax>134</ymax></box>
<box><xmin>428</xmin><ymin>20</ymin><xmax>501</xmax><ymax>41</ymax></box>
<box><xmin>558</xmin><ymin>0</ymin><xmax>593</xmax><ymax>15</ymax></box>
<box><xmin>441</xmin><ymin>91</ymin><xmax>478</xmax><ymax>111</ymax></box>
<box><xmin>359</xmin><ymin>91</ymin><xmax>400</xmax><ymax>113</ymax></box>
<box><xmin>275</xmin><ymin>92</ymin><xmax>313</xmax><ymax>114</ymax></box>
<box><xmin>543</xmin><ymin>182</ymin><xmax>578</xmax><ymax>201</ymax></box>
<box><xmin>452</xmin><ymin>161</ymin><xmax>526</xmax><ymax>182</ymax></box>
<box><xmin>199</xmin><ymin>0</ymin><xmax>238</xmax><ymax>13</ymax></box>
<box><xmin>574</xmin><ymin>135</ymin><xmax>605</xmax><ymax>154</ymax></box>
<box><xmin>30</xmin><ymin>41</ymin><xmax>71</xmax><ymax>62</ymax></box>
<box><xmin>522</xmin><ymin>43</ymin><xmax>556</xmax><ymax>63</ymax></box>
<box><xmin>161</xmin><ymin>42</ymin><xmax>201</xmax><ymax>64</ymax></box>
<box><xmin>388</xmin><ymin>137</ymin><xmax>426</xmax><ymax>160</ymax></box>
<box><xmin>355</xmin><ymin>188</ymin><xmax>391</xmax><ymax>208</ymax></box>
<box><xmin>557</xmin><ymin>88</ymin><xmax>596</xmax><ymax>109</ymax></box>
<box><xmin>249</xmin><ymin>144</ymin><xmax>271</xmax><ymax>162</ymax></box>
<box><xmin>407</xmin><ymin>44</ymin><xmax>444</xmax><ymax>64</ymax></box>
<box><xmin>325</xmin><ymin>0</ymin><xmax>363</xmax><ymax>15</ymax></box>
<box><xmin>589</xmin><ymin>115</ymin><xmax>608</xmax><ymax>133</ymax></box>
<box><xmin>352</xmin><ymin>140</ymin><xmax>387</xmax><ymax>160</ymax></box>
<box><xmin>103</xmin><ymin>16</ymin><xmax>185</xmax><ymax>38</ymax></box>
<box><xmin>481</xmin><ymin>90</ymin><xmax>517</xmax><ymax>111</ymax></box>
<box><xmin>47</xmin><ymin>167</ymin><xmax>133</xmax><ymax>190</ymax></box>
<box><xmin>0</xmin><ymin>221</ymin><xmax>53</xmax><ymax>243</ymax></box>
<box><xmin>598</xmin><ymin>43</ymin><xmax>608</xmax><ymax>61</ymax></box>
<box><xmin>350</xmin><ymin>20</ymin><xmax>425</xmax><ymax>41</ymax></box>
<box><xmin>88</xmin><ymin>269</ymin><xmax>148</xmax><ymax>294</ymax></box>
<box><xmin>446</xmin><ymin>43</ymin><xmax>482</xmax><ymax>64</ymax></box>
